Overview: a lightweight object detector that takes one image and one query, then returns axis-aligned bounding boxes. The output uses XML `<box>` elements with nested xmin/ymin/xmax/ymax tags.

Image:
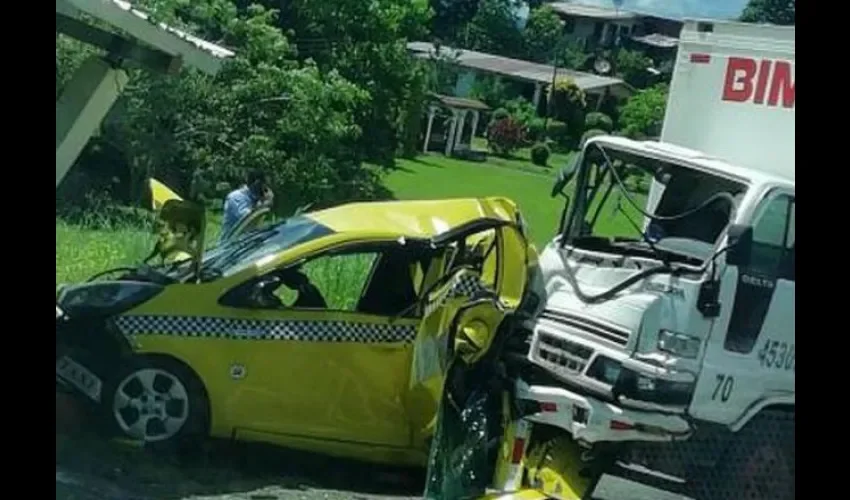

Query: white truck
<box><xmin>520</xmin><ymin>19</ymin><xmax>794</xmax><ymax>499</ymax></box>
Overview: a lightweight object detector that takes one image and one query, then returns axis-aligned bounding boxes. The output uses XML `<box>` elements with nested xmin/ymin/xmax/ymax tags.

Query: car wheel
<box><xmin>104</xmin><ymin>356</ymin><xmax>209</xmax><ymax>447</ymax></box>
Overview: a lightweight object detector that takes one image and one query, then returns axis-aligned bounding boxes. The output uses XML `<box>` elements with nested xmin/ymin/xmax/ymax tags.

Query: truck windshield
<box><xmin>565</xmin><ymin>144</ymin><xmax>748</xmax><ymax>263</ymax></box>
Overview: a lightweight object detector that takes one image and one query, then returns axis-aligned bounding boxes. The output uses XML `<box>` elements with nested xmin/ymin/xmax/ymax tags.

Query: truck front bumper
<box><xmin>516</xmin><ymin>380</ymin><xmax>693</xmax><ymax>444</ymax></box>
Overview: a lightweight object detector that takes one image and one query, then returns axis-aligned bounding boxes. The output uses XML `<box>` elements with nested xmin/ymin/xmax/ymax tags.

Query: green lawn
<box><xmin>386</xmin><ymin>154</ymin><xmax>565</xmax><ymax>248</ymax></box>
<box><xmin>57</xmin><ymin>149</ymin><xmax>644</xmax><ymax>285</ymax></box>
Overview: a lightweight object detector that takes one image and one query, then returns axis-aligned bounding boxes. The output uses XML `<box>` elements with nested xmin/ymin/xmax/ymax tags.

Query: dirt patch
<box><xmin>56</xmin><ymin>391</ymin><xmax>423</xmax><ymax>500</ymax></box>
<box><xmin>57</xmin><ymin>430</ymin><xmax>425</xmax><ymax>500</ymax></box>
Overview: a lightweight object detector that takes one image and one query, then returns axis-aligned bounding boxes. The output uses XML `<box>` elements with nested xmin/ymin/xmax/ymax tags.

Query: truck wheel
<box><xmin>103</xmin><ymin>355</ymin><xmax>209</xmax><ymax>450</ymax></box>
<box><xmin>694</xmin><ymin>410</ymin><xmax>794</xmax><ymax>500</ymax></box>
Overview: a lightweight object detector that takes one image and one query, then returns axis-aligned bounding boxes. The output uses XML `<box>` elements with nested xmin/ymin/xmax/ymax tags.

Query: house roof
<box><xmin>548</xmin><ymin>2</ymin><xmax>639</xmax><ymax>21</ymax></box>
<box><xmin>56</xmin><ymin>0</ymin><xmax>234</xmax><ymax>75</ymax></box>
<box><xmin>431</xmin><ymin>93</ymin><xmax>490</xmax><ymax>111</ymax></box>
<box><xmin>408</xmin><ymin>42</ymin><xmax>630</xmax><ymax>95</ymax></box>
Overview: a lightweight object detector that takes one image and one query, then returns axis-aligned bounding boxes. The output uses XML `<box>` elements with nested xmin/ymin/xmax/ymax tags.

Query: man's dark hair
<box><xmin>247</xmin><ymin>169</ymin><xmax>267</xmax><ymax>186</ymax></box>
<box><xmin>246</xmin><ymin>169</ymin><xmax>268</xmax><ymax>198</ymax></box>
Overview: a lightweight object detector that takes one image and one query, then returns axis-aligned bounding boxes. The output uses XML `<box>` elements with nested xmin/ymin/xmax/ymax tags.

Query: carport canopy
<box><xmin>56</xmin><ymin>0</ymin><xmax>235</xmax><ymax>188</ymax></box>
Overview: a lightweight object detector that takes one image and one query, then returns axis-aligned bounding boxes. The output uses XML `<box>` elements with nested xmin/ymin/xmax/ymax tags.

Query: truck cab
<box><xmin>518</xmin><ymin>19</ymin><xmax>794</xmax><ymax>500</ymax></box>
<box><xmin>532</xmin><ymin>136</ymin><xmax>794</xmax><ymax>425</ymax></box>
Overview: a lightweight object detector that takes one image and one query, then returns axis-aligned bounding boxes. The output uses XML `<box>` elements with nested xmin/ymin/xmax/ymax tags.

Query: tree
<box><xmin>522</xmin><ymin>6</ymin><xmax>564</xmax><ymax>63</ymax></box>
<box><xmin>430</xmin><ymin>0</ymin><xmax>482</xmax><ymax>42</ymax></box>
<box><xmin>555</xmin><ymin>41</ymin><xmax>592</xmax><ymax>71</ymax></box>
<box><xmin>57</xmin><ymin>0</ymin><xmax>390</xmax><ymax>216</ymax></box>
<box><xmin>619</xmin><ymin>83</ymin><xmax>669</xmax><ymax>139</ymax></box>
<box><xmin>614</xmin><ymin>49</ymin><xmax>654</xmax><ymax>89</ymax></box>
<box><xmin>739</xmin><ymin>0</ymin><xmax>795</xmax><ymax>25</ymax></box>
<box><xmin>465</xmin><ymin>0</ymin><xmax>525</xmax><ymax>58</ymax></box>
<box><xmin>548</xmin><ymin>76</ymin><xmax>587</xmax><ymax>143</ymax></box>
<box><xmin>280</xmin><ymin>0</ymin><xmax>433</xmax><ymax>168</ymax></box>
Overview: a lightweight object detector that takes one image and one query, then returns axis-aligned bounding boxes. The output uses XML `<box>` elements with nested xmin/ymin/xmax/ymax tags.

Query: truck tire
<box><xmin>691</xmin><ymin>410</ymin><xmax>794</xmax><ymax>500</ymax></box>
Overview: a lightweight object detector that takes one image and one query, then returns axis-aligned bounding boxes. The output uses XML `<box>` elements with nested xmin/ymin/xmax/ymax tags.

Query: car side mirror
<box><xmin>725</xmin><ymin>224</ymin><xmax>753</xmax><ymax>267</ymax></box>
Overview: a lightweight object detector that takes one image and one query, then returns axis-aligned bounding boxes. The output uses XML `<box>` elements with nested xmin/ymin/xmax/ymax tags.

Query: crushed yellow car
<box><xmin>55</xmin><ymin>185</ymin><xmax>533</xmax><ymax>468</ymax></box>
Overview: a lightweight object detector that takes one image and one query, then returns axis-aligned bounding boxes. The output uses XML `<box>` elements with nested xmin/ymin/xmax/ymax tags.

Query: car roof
<box><xmin>305</xmin><ymin>197</ymin><xmax>519</xmax><ymax>239</ymax></box>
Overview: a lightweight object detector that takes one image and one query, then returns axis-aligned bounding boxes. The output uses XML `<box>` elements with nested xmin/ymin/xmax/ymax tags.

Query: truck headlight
<box><xmin>658</xmin><ymin>330</ymin><xmax>702</xmax><ymax>359</ymax></box>
<box><xmin>613</xmin><ymin>368</ymin><xmax>695</xmax><ymax>406</ymax></box>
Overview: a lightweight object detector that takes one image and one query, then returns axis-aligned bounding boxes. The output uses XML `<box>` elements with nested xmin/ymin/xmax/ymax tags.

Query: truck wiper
<box><xmin>613</xmin><ymin>196</ymin><xmax>671</xmax><ymax>267</ymax></box>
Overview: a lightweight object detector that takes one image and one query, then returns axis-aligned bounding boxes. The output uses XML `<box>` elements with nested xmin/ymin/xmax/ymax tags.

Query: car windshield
<box><xmin>199</xmin><ymin>216</ymin><xmax>334</xmax><ymax>279</ymax></box>
<box><xmin>566</xmin><ymin>144</ymin><xmax>748</xmax><ymax>262</ymax></box>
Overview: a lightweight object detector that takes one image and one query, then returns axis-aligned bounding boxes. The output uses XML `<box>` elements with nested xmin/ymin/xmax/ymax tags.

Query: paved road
<box><xmin>56</xmin><ymin>433</ymin><xmax>692</xmax><ymax>500</ymax></box>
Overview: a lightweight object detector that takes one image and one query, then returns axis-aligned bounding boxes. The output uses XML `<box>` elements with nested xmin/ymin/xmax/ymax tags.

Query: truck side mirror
<box><xmin>551</xmin><ymin>156</ymin><xmax>579</xmax><ymax>198</ymax></box>
<box><xmin>725</xmin><ymin>224</ymin><xmax>753</xmax><ymax>267</ymax></box>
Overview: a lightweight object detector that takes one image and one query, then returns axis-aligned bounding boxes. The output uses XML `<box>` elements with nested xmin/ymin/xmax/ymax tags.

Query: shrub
<box><xmin>491</xmin><ymin>108</ymin><xmax>510</xmax><ymax>122</ymax></box>
<box><xmin>487</xmin><ymin>117</ymin><xmax>525</xmax><ymax>156</ymax></box>
<box><xmin>549</xmin><ymin>76</ymin><xmax>587</xmax><ymax>137</ymax></box>
<box><xmin>503</xmin><ymin>97</ymin><xmax>537</xmax><ymax>127</ymax></box>
<box><xmin>580</xmin><ymin>128</ymin><xmax>607</xmax><ymax>147</ymax></box>
<box><xmin>546</xmin><ymin>120</ymin><xmax>569</xmax><ymax>143</ymax></box>
<box><xmin>530</xmin><ymin>142</ymin><xmax>551</xmax><ymax>167</ymax></box>
<box><xmin>619</xmin><ymin>83</ymin><xmax>669</xmax><ymax>139</ymax></box>
<box><xmin>585</xmin><ymin>112</ymin><xmax>613</xmax><ymax>132</ymax></box>
<box><xmin>527</xmin><ymin>118</ymin><xmax>547</xmax><ymax>142</ymax></box>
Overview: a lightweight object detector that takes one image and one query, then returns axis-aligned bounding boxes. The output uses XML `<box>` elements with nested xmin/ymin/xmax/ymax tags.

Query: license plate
<box><xmin>56</xmin><ymin>356</ymin><xmax>102</xmax><ymax>403</ymax></box>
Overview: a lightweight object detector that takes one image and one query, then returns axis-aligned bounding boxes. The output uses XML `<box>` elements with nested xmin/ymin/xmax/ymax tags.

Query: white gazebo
<box><xmin>56</xmin><ymin>0</ymin><xmax>235</xmax><ymax>188</ymax></box>
<box><xmin>422</xmin><ymin>94</ymin><xmax>490</xmax><ymax>157</ymax></box>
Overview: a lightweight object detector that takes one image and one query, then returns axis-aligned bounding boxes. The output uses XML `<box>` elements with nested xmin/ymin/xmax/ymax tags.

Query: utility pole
<box><xmin>542</xmin><ymin>37</ymin><xmax>566</xmax><ymax>140</ymax></box>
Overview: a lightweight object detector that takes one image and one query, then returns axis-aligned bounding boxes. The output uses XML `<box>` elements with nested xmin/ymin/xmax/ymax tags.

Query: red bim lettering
<box><xmin>721</xmin><ymin>57</ymin><xmax>795</xmax><ymax>108</ymax></box>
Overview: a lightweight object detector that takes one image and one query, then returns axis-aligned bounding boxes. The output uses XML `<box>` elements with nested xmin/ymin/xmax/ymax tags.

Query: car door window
<box><xmin>357</xmin><ymin>248</ymin><xmax>431</xmax><ymax>317</ymax></box>
<box><xmin>297</xmin><ymin>252</ymin><xmax>380</xmax><ymax>311</ymax></box>
<box><xmin>221</xmin><ymin>251</ymin><xmax>379</xmax><ymax>311</ymax></box>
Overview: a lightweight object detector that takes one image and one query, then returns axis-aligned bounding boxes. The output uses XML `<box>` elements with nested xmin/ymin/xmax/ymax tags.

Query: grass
<box><xmin>56</xmin><ymin>146</ymin><xmax>642</xmax><ymax>288</ymax></box>
<box><xmin>388</xmin><ymin>154</ymin><xmax>565</xmax><ymax>248</ymax></box>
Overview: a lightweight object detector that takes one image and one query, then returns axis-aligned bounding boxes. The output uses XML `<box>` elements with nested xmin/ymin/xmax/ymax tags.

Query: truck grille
<box><xmin>539</xmin><ymin>309</ymin><xmax>631</xmax><ymax>346</ymax></box>
<box><xmin>536</xmin><ymin>333</ymin><xmax>593</xmax><ymax>374</ymax></box>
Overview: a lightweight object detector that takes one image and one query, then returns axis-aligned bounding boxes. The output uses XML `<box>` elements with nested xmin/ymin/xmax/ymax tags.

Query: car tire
<box><xmin>102</xmin><ymin>355</ymin><xmax>209</xmax><ymax>450</ymax></box>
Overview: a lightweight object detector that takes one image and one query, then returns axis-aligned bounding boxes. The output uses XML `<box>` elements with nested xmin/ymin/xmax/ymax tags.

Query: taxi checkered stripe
<box><xmin>114</xmin><ymin>315</ymin><xmax>417</xmax><ymax>343</ymax></box>
<box><xmin>423</xmin><ymin>272</ymin><xmax>493</xmax><ymax>317</ymax></box>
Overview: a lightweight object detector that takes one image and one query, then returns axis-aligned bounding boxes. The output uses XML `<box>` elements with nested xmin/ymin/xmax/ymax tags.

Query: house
<box><xmin>407</xmin><ymin>42</ymin><xmax>632</xmax><ymax>114</ymax></box>
<box><xmin>548</xmin><ymin>3</ymin><xmax>642</xmax><ymax>50</ymax></box>
<box><xmin>547</xmin><ymin>2</ymin><xmax>682</xmax><ymax>56</ymax></box>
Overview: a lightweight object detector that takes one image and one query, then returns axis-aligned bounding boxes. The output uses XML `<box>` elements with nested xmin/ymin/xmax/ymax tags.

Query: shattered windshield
<box><xmin>566</xmin><ymin>144</ymin><xmax>748</xmax><ymax>261</ymax></box>
<box><xmin>200</xmin><ymin>216</ymin><xmax>334</xmax><ymax>278</ymax></box>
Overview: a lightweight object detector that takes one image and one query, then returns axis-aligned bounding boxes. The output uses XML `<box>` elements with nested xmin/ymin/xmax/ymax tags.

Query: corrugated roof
<box><xmin>57</xmin><ymin>0</ymin><xmax>234</xmax><ymax>75</ymax></box>
<box><xmin>431</xmin><ymin>93</ymin><xmax>490</xmax><ymax>111</ymax></box>
<box><xmin>408</xmin><ymin>42</ymin><xmax>629</xmax><ymax>93</ymax></box>
<box><xmin>549</xmin><ymin>2</ymin><xmax>638</xmax><ymax>20</ymax></box>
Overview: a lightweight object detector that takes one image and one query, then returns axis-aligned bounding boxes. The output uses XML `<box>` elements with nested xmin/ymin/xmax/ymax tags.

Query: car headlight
<box><xmin>658</xmin><ymin>330</ymin><xmax>702</xmax><ymax>359</ymax></box>
<box><xmin>57</xmin><ymin>281</ymin><xmax>164</xmax><ymax>318</ymax></box>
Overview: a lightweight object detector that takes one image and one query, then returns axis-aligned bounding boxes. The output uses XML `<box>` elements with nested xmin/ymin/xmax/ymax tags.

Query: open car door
<box><xmin>405</xmin><ymin>200</ymin><xmax>530</xmax><ymax>448</ymax></box>
<box><xmin>146</xmin><ymin>178</ymin><xmax>278</xmax><ymax>272</ymax></box>
<box><xmin>149</xmin><ymin>178</ymin><xmax>183</xmax><ymax>210</ymax></box>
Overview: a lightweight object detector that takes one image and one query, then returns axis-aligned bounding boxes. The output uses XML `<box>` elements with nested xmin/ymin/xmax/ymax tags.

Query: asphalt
<box><xmin>55</xmin><ymin>433</ymin><xmax>693</xmax><ymax>500</ymax></box>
